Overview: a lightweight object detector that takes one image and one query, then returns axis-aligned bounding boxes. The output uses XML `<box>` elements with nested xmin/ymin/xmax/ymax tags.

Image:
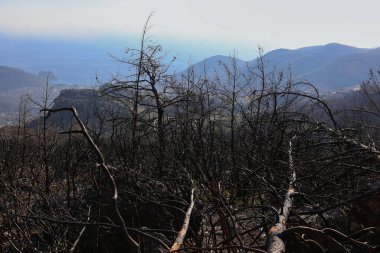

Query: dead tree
<box><xmin>42</xmin><ymin>107</ymin><xmax>141</xmax><ymax>253</ymax></box>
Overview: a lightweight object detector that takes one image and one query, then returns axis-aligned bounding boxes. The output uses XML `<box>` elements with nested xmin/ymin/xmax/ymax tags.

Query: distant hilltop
<box><xmin>0</xmin><ymin>65</ymin><xmax>46</xmax><ymax>92</ymax></box>
<box><xmin>185</xmin><ymin>43</ymin><xmax>380</xmax><ymax>91</ymax></box>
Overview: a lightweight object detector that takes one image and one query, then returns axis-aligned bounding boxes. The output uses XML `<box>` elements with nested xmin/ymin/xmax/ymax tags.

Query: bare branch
<box><xmin>170</xmin><ymin>187</ymin><xmax>195</xmax><ymax>252</ymax></box>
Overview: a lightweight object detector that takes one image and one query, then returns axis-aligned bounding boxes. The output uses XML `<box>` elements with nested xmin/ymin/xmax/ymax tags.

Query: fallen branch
<box><xmin>170</xmin><ymin>188</ymin><xmax>195</xmax><ymax>252</ymax></box>
<box><xmin>267</xmin><ymin>136</ymin><xmax>296</xmax><ymax>253</ymax></box>
<box><xmin>323</xmin><ymin>125</ymin><xmax>380</xmax><ymax>161</ymax></box>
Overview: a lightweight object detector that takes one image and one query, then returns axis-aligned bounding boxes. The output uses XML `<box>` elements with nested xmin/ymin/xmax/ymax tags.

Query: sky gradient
<box><xmin>1</xmin><ymin>0</ymin><xmax>380</xmax><ymax>59</ymax></box>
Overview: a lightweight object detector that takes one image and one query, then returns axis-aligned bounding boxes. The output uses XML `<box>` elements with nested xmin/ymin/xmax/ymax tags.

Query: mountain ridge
<box><xmin>185</xmin><ymin>43</ymin><xmax>380</xmax><ymax>90</ymax></box>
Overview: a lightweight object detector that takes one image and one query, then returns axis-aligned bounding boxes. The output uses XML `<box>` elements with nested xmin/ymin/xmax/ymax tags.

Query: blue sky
<box><xmin>1</xmin><ymin>0</ymin><xmax>380</xmax><ymax>84</ymax></box>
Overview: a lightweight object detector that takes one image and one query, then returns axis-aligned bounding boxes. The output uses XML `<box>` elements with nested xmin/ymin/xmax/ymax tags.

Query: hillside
<box><xmin>0</xmin><ymin>65</ymin><xmax>45</xmax><ymax>92</ymax></box>
<box><xmin>0</xmin><ymin>66</ymin><xmax>43</xmax><ymax>125</ymax></box>
<box><xmin>186</xmin><ymin>55</ymin><xmax>247</xmax><ymax>79</ymax></box>
<box><xmin>186</xmin><ymin>43</ymin><xmax>380</xmax><ymax>91</ymax></box>
<box><xmin>304</xmin><ymin>48</ymin><xmax>380</xmax><ymax>89</ymax></box>
<box><xmin>0</xmin><ymin>66</ymin><xmax>84</xmax><ymax>126</ymax></box>
<box><xmin>259</xmin><ymin>43</ymin><xmax>367</xmax><ymax>75</ymax></box>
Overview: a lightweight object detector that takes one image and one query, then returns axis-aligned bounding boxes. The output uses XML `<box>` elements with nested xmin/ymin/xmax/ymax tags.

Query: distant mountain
<box><xmin>0</xmin><ymin>66</ymin><xmax>46</xmax><ymax>121</ymax></box>
<box><xmin>185</xmin><ymin>43</ymin><xmax>380</xmax><ymax>91</ymax></box>
<box><xmin>0</xmin><ymin>66</ymin><xmax>83</xmax><ymax>126</ymax></box>
<box><xmin>259</xmin><ymin>43</ymin><xmax>367</xmax><ymax>75</ymax></box>
<box><xmin>187</xmin><ymin>55</ymin><xmax>247</xmax><ymax>79</ymax></box>
<box><xmin>4</xmin><ymin>32</ymin><xmax>380</xmax><ymax>91</ymax></box>
<box><xmin>303</xmin><ymin>48</ymin><xmax>380</xmax><ymax>89</ymax></box>
<box><xmin>0</xmin><ymin>65</ymin><xmax>45</xmax><ymax>92</ymax></box>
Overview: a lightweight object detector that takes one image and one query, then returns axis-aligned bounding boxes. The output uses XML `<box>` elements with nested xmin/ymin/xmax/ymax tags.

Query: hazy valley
<box><xmin>2</xmin><ymin>42</ymin><xmax>380</xmax><ymax>125</ymax></box>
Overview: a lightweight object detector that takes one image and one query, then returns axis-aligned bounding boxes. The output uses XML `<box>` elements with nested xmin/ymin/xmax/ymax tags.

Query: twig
<box><xmin>69</xmin><ymin>206</ymin><xmax>91</xmax><ymax>253</ymax></box>
<box><xmin>297</xmin><ymin>189</ymin><xmax>379</xmax><ymax>215</ymax></box>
